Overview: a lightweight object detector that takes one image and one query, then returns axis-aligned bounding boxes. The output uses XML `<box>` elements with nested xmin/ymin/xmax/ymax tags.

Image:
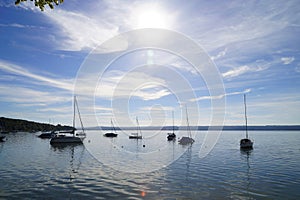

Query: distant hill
<box><xmin>0</xmin><ymin>117</ymin><xmax>73</xmax><ymax>133</ymax></box>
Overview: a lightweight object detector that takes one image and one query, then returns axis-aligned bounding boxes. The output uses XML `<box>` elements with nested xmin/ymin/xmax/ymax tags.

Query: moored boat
<box><xmin>104</xmin><ymin>119</ymin><xmax>118</xmax><ymax>137</ymax></box>
<box><xmin>167</xmin><ymin>111</ymin><xmax>176</xmax><ymax>141</ymax></box>
<box><xmin>240</xmin><ymin>94</ymin><xmax>253</xmax><ymax>149</ymax></box>
<box><xmin>129</xmin><ymin>117</ymin><xmax>142</xmax><ymax>139</ymax></box>
<box><xmin>38</xmin><ymin>130</ymin><xmax>57</xmax><ymax>139</ymax></box>
<box><xmin>178</xmin><ymin>106</ymin><xmax>194</xmax><ymax>145</ymax></box>
<box><xmin>50</xmin><ymin>96</ymin><xmax>85</xmax><ymax>145</ymax></box>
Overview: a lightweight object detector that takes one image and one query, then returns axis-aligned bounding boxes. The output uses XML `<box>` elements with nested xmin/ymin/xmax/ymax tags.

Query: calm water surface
<box><xmin>0</xmin><ymin>130</ymin><xmax>300</xmax><ymax>199</ymax></box>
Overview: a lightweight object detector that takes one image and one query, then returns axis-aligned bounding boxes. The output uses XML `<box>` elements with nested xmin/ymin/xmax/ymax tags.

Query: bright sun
<box><xmin>133</xmin><ymin>4</ymin><xmax>173</xmax><ymax>29</ymax></box>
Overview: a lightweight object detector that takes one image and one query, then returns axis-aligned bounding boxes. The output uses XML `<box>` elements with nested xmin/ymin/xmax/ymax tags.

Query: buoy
<box><xmin>143</xmin><ymin>144</ymin><xmax>145</xmax><ymax>148</ymax></box>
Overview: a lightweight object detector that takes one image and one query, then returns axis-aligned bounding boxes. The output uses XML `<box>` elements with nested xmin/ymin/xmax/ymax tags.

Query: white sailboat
<box><xmin>167</xmin><ymin>111</ymin><xmax>176</xmax><ymax>141</ymax></box>
<box><xmin>178</xmin><ymin>106</ymin><xmax>195</xmax><ymax>145</ymax></box>
<box><xmin>129</xmin><ymin>117</ymin><xmax>142</xmax><ymax>139</ymax></box>
<box><xmin>50</xmin><ymin>96</ymin><xmax>85</xmax><ymax>144</ymax></box>
<box><xmin>240</xmin><ymin>94</ymin><xmax>253</xmax><ymax>149</ymax></box>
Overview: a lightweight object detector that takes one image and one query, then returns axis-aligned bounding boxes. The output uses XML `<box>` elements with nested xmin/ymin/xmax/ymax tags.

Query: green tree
<box><xmin>15</xmin><ymin>0</ymin><xmax>64</xmax><ymax>11</ymax></box>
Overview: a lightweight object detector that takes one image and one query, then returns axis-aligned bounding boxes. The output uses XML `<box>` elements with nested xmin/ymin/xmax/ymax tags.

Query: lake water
<box><xmin>0</xmin><ymin>130</ymin><xmax>300</xmax><ymax>199</ymax></box>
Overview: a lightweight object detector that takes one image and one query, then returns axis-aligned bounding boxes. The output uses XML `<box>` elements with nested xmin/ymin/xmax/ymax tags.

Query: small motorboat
<box><xmin>38</xmin><ymin>130</ymin><xmax>57</xmax><ymax>139</ymax></box>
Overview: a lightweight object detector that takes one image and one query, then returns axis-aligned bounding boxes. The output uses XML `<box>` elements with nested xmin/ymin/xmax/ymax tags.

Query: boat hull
<box><xmin>240</xmin><ymin>138</ymin><xmax>253</xmax><ymax>149</ymax></box>
<box><xmin>178</xmin><ymin>136</ymin><xmax>194</xmax><ymax>145</ymax></box>
<box><xmin>104</xmin><ymin>133</ymin><xmax>118</xmax><ymax>137</ymax></box>
<box><xmin>129</xmin><ymin>135</ymin><xmax>142</xmax><ymax>139</ymax></box>
<box><xmin>38</xmin><ymin>131</ymin><xmax>57</xmax><ymax>139</ymax></box>
<box><xmin>167</xmin><ymin>133</ymin><xmax>176</xmax><ymax>141</ymax></box>
<box><xmin>50</xmin><ymin>136</ymin><xmax>83</xmax><ymax>144</ymax></box>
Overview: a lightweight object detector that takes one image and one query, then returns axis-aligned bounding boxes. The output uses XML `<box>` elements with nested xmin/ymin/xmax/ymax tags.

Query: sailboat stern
<box><xmin>178</xmin><ymin>136</ymin><xmax>195</xmax><ymax>145</ymax></box>
<box><xmin>240</xmin><ymin>138</ymin><xmax>253</xmax><ymax>149</ymax></box>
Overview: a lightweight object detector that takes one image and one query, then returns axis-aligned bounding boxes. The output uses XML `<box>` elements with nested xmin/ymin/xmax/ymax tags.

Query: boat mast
<box><xmin>75</xmin><ymin>96</ymin><xmax>85</xmax><ymax>133</ymax></box>
<box><xmin>185</xmin><ymin>106</ymin><xmax>192</xmax><ymax>138</ymax></box>
<box><xmin>136</xmin><ymin>117</ymin><xmax>142</xmax><ymax>137</ymax></box>
<box><xmin>244</xmin><ymin>94</ymin><xmax>248</xmax><ymax>139</ymax></box>
<box><xmin>172</xmin><ymin>111</ymin><xmax>175</xmax><ymax>134</ymax></box>
<box><xmin>111</xmin><ymin>119</ymin><xmax>116</xmax><ymax>133</ymax></box>
<box><xmin>73</xmin><ymin>96</ymin><xmax>76</xmax><ymax>135</ymax></box>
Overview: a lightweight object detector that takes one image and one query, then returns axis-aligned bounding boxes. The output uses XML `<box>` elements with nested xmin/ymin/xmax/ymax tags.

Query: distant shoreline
<box><xmin>87</xmin><ymin>125</ymin><xmax>300</xmax><ymax>131</ymax></box>
<box><xmin>1</xmin><ymin>117</ymin><xmax>300</xmax><ymax>132</ymax></box>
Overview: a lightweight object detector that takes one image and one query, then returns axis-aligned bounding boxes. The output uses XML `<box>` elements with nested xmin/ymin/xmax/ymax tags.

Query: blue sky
<box><xmin>0</xmin><ymin>0</ymin><xmax>299</xmax><ymax>127</ymax></box>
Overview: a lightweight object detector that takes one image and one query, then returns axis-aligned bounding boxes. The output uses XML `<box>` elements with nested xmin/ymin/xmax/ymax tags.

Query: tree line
<box><xmin>0</xmin><ymin>117</ymin><xmax>73</xmax><ymax>133</ymax></box>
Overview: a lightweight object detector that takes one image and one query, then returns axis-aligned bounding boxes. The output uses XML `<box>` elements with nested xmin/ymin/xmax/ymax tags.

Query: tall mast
<box><xmin>73</xmin><ymin>96</ymin><xmax>76</xmax><ymax>134</ymax></box>
<box><xmin>244</xmin><ymin>94</ymin><xmax>248</xmax><ymax>139</ymax></box>
<box><xmin>111</xmin><ymin>119</ymin><xmax>116</xmax><ymax>132</ymax></box>
<box><xmin>185</xmin><ymin>106</ymin><xmax>191</xmax><ymax>138</ymax></box>
<box><xmin>75</xmin><ymin>96</ymin><xmax>85</xmax><ymax>133</ymax></box>
<box><xmin>135</xmin><ymin>117</ymin><xmax>142</xmax><ymax>137</ymax></box>
<box><xmin>172</xmin><ymin>111</ymin><xmax>175</xmax><ymax>134</ymax></box>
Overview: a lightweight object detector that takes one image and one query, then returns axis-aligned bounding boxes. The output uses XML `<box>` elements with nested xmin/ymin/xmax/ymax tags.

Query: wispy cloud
<box><xmin>43</xmin><ymin>9</ymin><xmax>119</xmax><ymax>51</ymax></box>
<box><xmin>295</xmin><ymin>65</ymin><xmax>300</xmax><ymax>73</ymax></box>
<box><xmin>222</xmin><ymin>59</ymin><xmax>272</xmax><ymax>79</ymax></box>
<box><xmin>0</xmin><ymin>84</ymin><xmax>71</xmax><ymax>105</ymax></box>
<box><xmin>222</xmin><ymin>65</ymin><xmax>250</xmax><ymax>79</ymax></box>
<box><xmin>0</xmin><ymin>60</ymin><xmax>73</xmax><ymax>91</ymax></box>
<box><xmin>0</xmin><ymin>23</ymin><xmax>44</xmax><ymax>29</ymax></box>
<box><xmin>281</xmin><ymin>57</ymin><xmax>295</xmax><ymax>65</ymax></box>
<box><xmin>211</xmin><ymin>48</ymin><xmax>227</xmax><ymax>61</ymax></box>
<box><xmin>190</xmin><ymin>88</ymin><xmax>251</xmax><ymax>102</ymax></box>
<box><xmin>94</xmin><ymin>71</ymin><xmax>170</xmax><ymax>100</ymax></box>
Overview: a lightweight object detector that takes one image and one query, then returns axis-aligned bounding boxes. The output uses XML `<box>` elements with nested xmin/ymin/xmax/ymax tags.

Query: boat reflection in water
<box><xmin>240</xmin><ymin>148</ymin><xmax>253</xmax><ymax>198</ymax></box>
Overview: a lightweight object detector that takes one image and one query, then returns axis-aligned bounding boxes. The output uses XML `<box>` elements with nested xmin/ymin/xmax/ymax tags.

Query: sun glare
<box><xmin>133</xmin><ymin>4</ymin><xmax>173</xmax><ymax>29</ymax></box>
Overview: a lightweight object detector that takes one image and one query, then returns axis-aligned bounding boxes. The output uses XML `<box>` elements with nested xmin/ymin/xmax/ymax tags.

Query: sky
<box><xmin>0</xmin><ymin>0</ymin><xmax>300</xmax><ymax>128</ymax></box>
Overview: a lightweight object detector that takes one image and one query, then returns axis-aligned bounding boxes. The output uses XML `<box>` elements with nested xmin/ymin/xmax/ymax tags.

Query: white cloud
<box><xmin>211</xmin><ymin>48</ymin><xmax>227</xmax><ymax>60</ymax></box>
<box><xmin>281</xmin><ymin>57</ymin><xmax>295</xmax><ymax>65</ymax></box>
<box><xmin>190</xmin><ymin>88</ymin><xmax>251</xmax><ymax>102</ymax></box>
<box><xmin>193</xmin><ymin>1</ymin><xmax>298</xmax><ymax>52</ymax></box>
<box><xmin>222</xmin><ymin>65</ymin><xmax>250</xmax><ymax>78</ymax></box>
<box><xmin>133</xmin><ymin>86</ymin><xmax>171</xmax><ymax>101</ymax></box>
<box><xmin>0</xmin><ymin>60</ymin><xmax>73</xmax><ymax>91</ymax></box>
<box><xmin>0</xmin><ymin>85</ymin><xmax>70</xmax><ymax>105</ymax></box>
<box><xmin>222</xmin><ymin>59</ymin><xmax>272</xmax><ymax>79</ymax></box>
<box><xmin>140</xmin><ymin>106</ymin><xmax>174</xmax><ymax>111</ymax></box>
<box><xmin>44</xmin><ymin>9</ymin><xmax>119</xmax><ymax>51</ymax></box>
<box><xmin>95</xmin><ymin>71</ymin><xmax>170</xmax><ymax>100</ymax></box>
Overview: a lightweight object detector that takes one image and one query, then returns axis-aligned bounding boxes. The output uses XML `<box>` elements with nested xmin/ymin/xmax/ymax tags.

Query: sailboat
<box><xmin>240</xmin><ymin>94</ymin><xmax>253</xmax><ymax>149</ymax></box>
<box><xmin>178</xmin><ymin>106</ymin><xmax>195</xmax><ymax>145</ymax></box>
<box><xmin>50</xmin><ymin>96</ymin><xmax>85</xmax><ymax>144</ymax></box>
<box><xmin>104</xmin><ymin>119</ymin><xmax>118</xmax><ymax>137</ymax></box>
<box><xmin>167</xmin><ymin>111</ymin><xmax>176</xmax><ymax>141</ymax></box>
<box><xmin>129</xmin><ymin>117</ymin><xmax>142</xmax><ymax>139</ymax></box>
